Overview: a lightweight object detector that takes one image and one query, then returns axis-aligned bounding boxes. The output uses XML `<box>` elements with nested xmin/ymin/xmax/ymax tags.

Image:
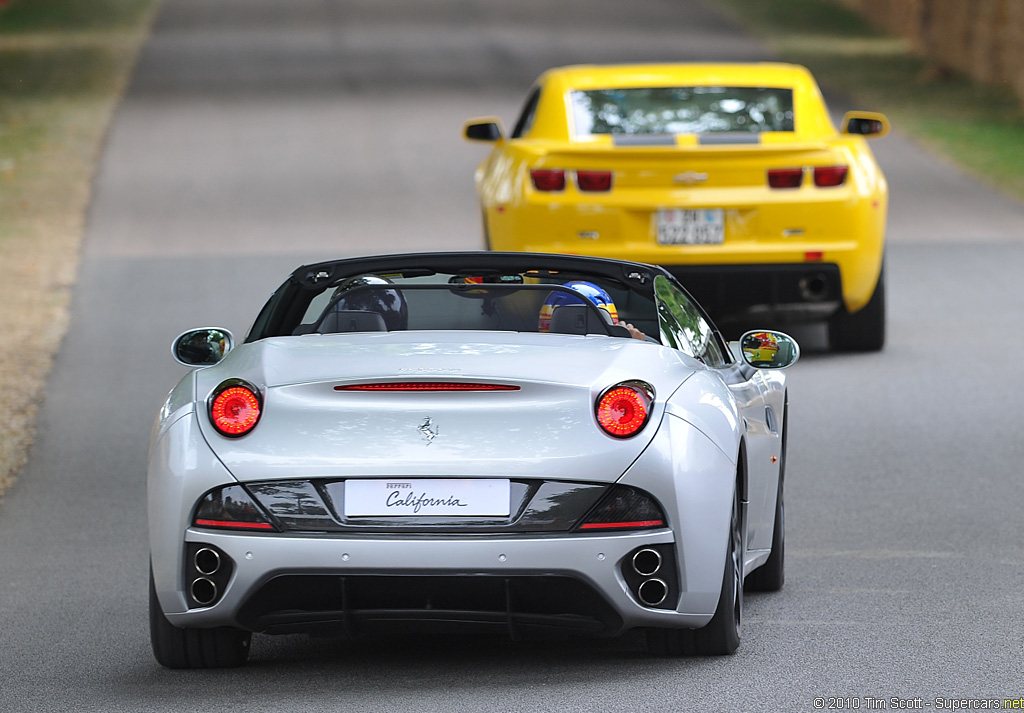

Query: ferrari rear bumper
<box><xmin>162</xmin><ymin>528</ymin><xmax>716</xmax><ymax>636</ymax></box>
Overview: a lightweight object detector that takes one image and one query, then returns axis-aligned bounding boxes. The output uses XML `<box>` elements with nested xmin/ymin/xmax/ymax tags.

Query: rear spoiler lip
<box><xmin>531</xmin><ymin>140</ymin><xmax>835</xmax><ymax>157</ymax></box>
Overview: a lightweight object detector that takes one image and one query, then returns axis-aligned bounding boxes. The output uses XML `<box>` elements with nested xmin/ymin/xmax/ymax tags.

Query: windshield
<box><xmin>253</xmin><ymin>269</ymin><xmax>662</xmax><ymax>342</ymax></box>
<box><xmin>569</xmin><ymin>86</ymin><xmax>794</xmax><ymax>136</ymax></box>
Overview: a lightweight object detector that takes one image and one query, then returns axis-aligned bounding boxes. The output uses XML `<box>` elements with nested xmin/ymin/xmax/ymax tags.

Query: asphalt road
<box><xmin>3</xmin><ymin>1</ymin><xmax>1024</xmax><ymax>711</ymax></box>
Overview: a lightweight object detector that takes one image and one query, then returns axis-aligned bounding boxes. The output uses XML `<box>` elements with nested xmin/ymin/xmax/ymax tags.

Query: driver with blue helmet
<box><xmin>539</xmin><ymin>280</ymin><xmax>647</xmax><ymax>340</ymax></box>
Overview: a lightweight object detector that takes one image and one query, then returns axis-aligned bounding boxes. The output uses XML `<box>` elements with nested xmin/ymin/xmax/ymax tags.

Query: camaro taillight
<box><xmin>576</xmin><ymin>170</ymin><xmax>613</xmax><ymax>192</ymax></box>
<box><xmin>767</xmin><ymin>167</ymin><xmax>804</xmax><ymax>189</ymax></box>
<box><xmin>193</xmin><ymin>485</ymin><xmax>278</xmax><ymax>532</ymax></box>
<box><xmin>209</xmin><ymin>381</ymin><xmax>261</xmax><ymax>437</ymax></box>
<box><xmin>530</xmin><ymin>169</ymin><xmax>566</xmax><ymax>192</ymax></box>
<box><xmin>813</xmin><ymin>165</ymin><xmax>849</xmax><ymax>187</ymax></box>
<box><xmin>595</xmin><ymin>381</ymin><xmax>654</xmax><ymax>438</ymax></box>
<box><xmin>578</xmin><ymin>486</ymin><xmax>665</xmax><ymax>531</ymax></box>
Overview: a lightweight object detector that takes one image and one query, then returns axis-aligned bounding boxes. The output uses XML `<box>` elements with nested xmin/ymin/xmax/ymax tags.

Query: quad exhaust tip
<box><xmin>637</xmin><ymin>578</ymin><xmax>668</xmax><ymax>607</ymax></box>
<box><xmin>194</xmin><ymin>547</ymin><xmax>222</xmax><ymax>576</ymax></box>
<box><xmin>632</xmin><ymin>548</ymin><xmax>662</xmax><ymax>577</ymax></box>
<box><xmin>190</xmin><ymin>577</ymin><xmax>218</xmax><ymax>607</ymax></box>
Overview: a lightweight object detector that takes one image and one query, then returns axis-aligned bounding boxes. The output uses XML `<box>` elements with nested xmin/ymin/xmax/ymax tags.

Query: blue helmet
<box><xmin>539</xmin><ymin>280</ymin><xmax>619</xmax><ymax>331</ymax></box>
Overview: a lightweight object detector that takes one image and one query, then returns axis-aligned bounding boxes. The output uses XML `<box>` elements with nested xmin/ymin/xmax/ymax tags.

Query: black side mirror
<box><xmin>172</xmin><ymin>328</ymin><xmax>235</xmax><ymax>367</ymax></box>
<box><xmin>463</xmin><ymin>118</ymin><xmax>504</xmax><ymax>142</ymax></box>
<box><xmin>841</xmin><ymin>111</ymin><xmax>890</xmax><ymax>138</ymax></box>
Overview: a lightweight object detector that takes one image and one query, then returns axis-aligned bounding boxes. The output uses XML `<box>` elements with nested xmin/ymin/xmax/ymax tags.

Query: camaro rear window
<box><xmin>569</xmin><ymin>86</ymin><xmax>795</xmax><ymax>136</ymax></box>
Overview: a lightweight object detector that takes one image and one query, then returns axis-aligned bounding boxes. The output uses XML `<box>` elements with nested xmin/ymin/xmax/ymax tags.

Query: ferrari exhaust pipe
<box><xmin>190</xmin><ymin>577</ymin><xmax>218</xmax><ymax>607</ymax></box>
<box><xmin>632</xmin><ymin>548</ymin><xmax>662</xmax><ymax>577</ymax></box>
<box><xmin>637</xmin><ymin>578</ymin><xmax>668</xmax><ymax>607</ymax></box>
<box><xmin>194</xmin><ymin>547</ymin><xmax>221</xmax><ymax>576</ymax></box>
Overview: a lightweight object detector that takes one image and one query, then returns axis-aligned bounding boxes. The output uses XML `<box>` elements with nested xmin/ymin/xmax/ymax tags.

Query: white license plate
<box><xmin>344</xmin><ymin>479</ymin><xmax>511</xmax><ymax>517</ymax></box>
<box><xmin>655</xmin><ymin>209</ymin><xmax>724</xmax><ymax>245</ymax></box>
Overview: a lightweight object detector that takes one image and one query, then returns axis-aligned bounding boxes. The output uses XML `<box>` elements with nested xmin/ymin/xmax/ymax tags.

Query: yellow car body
<box><xmin>464</xmin><ymin>63</ymin><xmax>890</xmax><ymax>350</ymax></box>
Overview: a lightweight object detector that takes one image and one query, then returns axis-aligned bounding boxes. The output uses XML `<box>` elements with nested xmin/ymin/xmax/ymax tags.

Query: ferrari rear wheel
<box><xmin>646</xmin><ymin>488</ymin><xmax>743</xmax><ymax>656</ymax></box>
<box><xmin>149</xmin><ymin>566</ymin><xmax>251</xmax><ymax>669</ymax></box>
<box><xmin>829</xmin><ymin>266</ymin><xmax>885</xmax><ymax>352</ymax></box>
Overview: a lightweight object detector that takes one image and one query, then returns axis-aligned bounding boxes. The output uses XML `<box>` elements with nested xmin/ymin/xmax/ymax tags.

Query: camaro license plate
<box><xmin>345</xmin><ymin>479</ymin><xmax>511</xmax><ymax>517</ymax></box>
<box><xmin>655</xmin><ymin>208</ymin><xmax>724</xmax><ymax>245</ymax></box>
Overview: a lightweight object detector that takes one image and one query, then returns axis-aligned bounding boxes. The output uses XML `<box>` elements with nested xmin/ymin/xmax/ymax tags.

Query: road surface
<box><xmin>2</xmin><ymin>1</ymin><xmax>1023</xmax><ymax>710</ymax></box>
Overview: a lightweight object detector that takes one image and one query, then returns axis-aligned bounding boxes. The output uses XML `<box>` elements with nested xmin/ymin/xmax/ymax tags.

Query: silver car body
<box><xmin>147</xmin><ymin>252</ymin><xmax>795</xmax><ymax>663</ymax></box>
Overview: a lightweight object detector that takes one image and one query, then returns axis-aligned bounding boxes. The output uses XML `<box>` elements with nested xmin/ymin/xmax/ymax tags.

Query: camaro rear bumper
<box><xmin>485</xmin><ymin>193</ymin><xmax>885</xmax><ymax>314</ymax></box>
<box><xmin>664</xmin><ymin>262</ymin><xmax>843</xmax><ymax>327</ymax></box>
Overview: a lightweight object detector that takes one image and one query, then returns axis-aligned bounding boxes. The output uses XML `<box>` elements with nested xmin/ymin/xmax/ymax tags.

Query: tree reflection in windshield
<box><xmin>570</xmin><ymin>86</ymin><xmax>794</xmax><ymax>136</ymax></box>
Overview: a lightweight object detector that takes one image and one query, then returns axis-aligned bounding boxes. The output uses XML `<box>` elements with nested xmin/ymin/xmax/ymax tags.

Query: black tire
<box><xmin>829</xmin><ymin>266</ymin><xmax>885</xmax><ymax>352</ymax></box>
<box><xmin>746</xmin><ymin>405</ymin><xmax>787</xmax><ymax>592</ymax></box>
<box><xmin>481</xmin><ymin>210</ymin><xmax>492</xmax><ymax>251</ymax></box>
<box><xmin>647</xmin><ymin>488</ymin><xmax>743</xmax><ymax>656</ymax></box>
<box><xmin>149</xmin><ymin>567</ymin><xmax>251</xmax><ymax>669</ymax></box>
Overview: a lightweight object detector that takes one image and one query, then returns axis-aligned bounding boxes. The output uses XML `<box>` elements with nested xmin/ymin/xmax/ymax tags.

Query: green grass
<box><xmin>712</xmin><ymin>0</ymin><xmax>1024</xmax><ymax>203</ymax></box>
<box><xmin>0</xmin><ymin>0</ymin><xmax>155</xmax><ymax>31</ymax></box>
<box><xmin>0</xmin><ymin>0</ymin><xmax>160</xmax><ymax>499</ymax></box>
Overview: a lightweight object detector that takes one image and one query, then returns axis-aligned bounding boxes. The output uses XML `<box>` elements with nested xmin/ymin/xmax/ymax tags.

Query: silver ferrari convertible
<box><xmin>148</xmin><ymin>252</ymin><xmax>798</xmax><ymax>668</ymax></box>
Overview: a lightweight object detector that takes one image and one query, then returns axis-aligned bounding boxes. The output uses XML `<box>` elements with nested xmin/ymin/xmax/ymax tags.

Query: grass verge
<box><xmin>711</xmin><ymin>0</ymin><xmax>1024</xmax><ymax>203</ymax></box>
<box><xmin>0</xmin><ymin>0</ymin><xmax>161</xmax><ymax>500</ymax></box>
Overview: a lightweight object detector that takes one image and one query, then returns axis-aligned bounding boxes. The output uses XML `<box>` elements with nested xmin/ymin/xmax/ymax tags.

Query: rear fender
<box><xmin>148</xmin><ymin>411</ymin><xmax>239</xmax><ymax>615</ymax></box>
<box><xmin>619</xmin><ymin>416</ymin><xmax>737</xmax><ymax>618</ymax></box>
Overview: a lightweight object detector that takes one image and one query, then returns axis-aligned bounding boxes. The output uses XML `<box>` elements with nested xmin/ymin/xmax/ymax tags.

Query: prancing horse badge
<box><xmin>417</xmin><ymin>417</ymin><xmax>439</xmax><ymax>445</ymax></box>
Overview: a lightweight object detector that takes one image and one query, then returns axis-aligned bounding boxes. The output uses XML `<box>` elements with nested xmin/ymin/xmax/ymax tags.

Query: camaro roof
<box><xmin>537</xmin><ymin>62</ymin><xmax>818</xmax><ymax>90</ymax></box>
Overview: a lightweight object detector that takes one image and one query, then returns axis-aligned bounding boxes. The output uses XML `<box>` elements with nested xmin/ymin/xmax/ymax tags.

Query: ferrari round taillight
<box><xmin>596</xmin><ymin>381</ymin><xmax>654</xmax><ymax>438</ymax></box>
<box><xmin>210</xmin><ymin>383</ymin><xmax>261</xmax><ymax>437</ymax></box>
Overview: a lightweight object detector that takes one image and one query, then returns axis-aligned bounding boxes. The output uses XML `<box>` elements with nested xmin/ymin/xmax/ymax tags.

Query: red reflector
<box><xmin>768</xmin><ymin>167</ymin><xmax>803</xmax><ymax>189</ymax></box>
<box><xmin>813</xmin><ymin>165</ymin><xmax>848</xmax><ymax>187</ymax></box>
<box><xmin>194</xmin><ymin>519</ymin><xmax>275</xmax><ymax>531</ymax></box>
<box><xmin>530</xmin><ymin>169</ymin><xmax>566</xmax><ymax>192</ymax></box>
<box><xmin>804</xmin><ymin>251</ymin><xmax>825</xmax><ymax>262</ymax></box>
<box><xmin>596</xmin><ymin>385</ymin><xmax>651</xmax><ymax>438</ymax></box>
<box><xmin>576</xmin><ymin>170</ymin><xmax>613</xmax><ymax>192</ymax></box>
<box><xmin>335</xmin><ymin>382</ymin><xmax>520</xmax><ymax>392</ymax></box>
<box><xmin>580</xmin><ymin>520</ymin><xmax>664</xmax><ymax>530</ymax></box>
<box><xmin>210</xmin><ymin>386</ymin><xmax>261</xmax><ymax>436</ymax></box>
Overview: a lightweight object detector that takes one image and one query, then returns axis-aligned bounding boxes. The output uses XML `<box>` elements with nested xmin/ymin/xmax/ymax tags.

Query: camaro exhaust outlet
<box><xmin>194</xmin><ymin>548</ymin><xmax>221</xmax><ymax>576</ymax></box>
<box><xmin>632</xmin><ymin>548</ymin><xmax>662</xmax><ymax>577</ymax></box>
<box><xmin>799</xmin><ymin>272</ymin><xmax>830</xmax><ymax>302</ymax></box>
<box><xmin>190</xmin><ymin>577</ymin><xmax>218</xmax><ymax>607</ymax></box>
<box><xmin>637</xmin><ymin>578</ymin><xmax>669</xmax><ymax>607</ymax></box>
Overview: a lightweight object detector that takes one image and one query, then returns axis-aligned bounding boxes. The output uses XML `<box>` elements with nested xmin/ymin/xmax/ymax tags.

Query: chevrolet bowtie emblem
<box><xmin>673</xmin><ymin>171</ymin><xmax>709</xmax><ymax>185</ymax></box>
<box><xmin>417</xmin><ymin>417</ymin><xmax>439</xmax><ymax>445</ymax></box>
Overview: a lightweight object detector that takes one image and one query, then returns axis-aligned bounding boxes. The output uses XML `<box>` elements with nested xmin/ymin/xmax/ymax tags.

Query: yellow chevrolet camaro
<box><xmin>464</xmin><ymin>63</ymin><xmax>890</xmax><ymax>351</ymax></box>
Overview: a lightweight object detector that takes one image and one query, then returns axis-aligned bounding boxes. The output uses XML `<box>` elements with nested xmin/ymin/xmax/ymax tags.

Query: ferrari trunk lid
<box><xmin>193</xmin><ymin>332</ymin><xmax>689</xmax><ymax>484</ymax></box>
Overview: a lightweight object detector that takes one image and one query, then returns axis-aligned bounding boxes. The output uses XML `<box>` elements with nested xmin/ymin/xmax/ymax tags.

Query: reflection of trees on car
<box><xmin>571</xmin><ymin>87</ymin><xmax>795</xmax><ymax>136</ymax></box>
<box><xmin>654</xmin><ymin>276</ymin><xmax>722</xmax><ymax>365</ymax></box>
